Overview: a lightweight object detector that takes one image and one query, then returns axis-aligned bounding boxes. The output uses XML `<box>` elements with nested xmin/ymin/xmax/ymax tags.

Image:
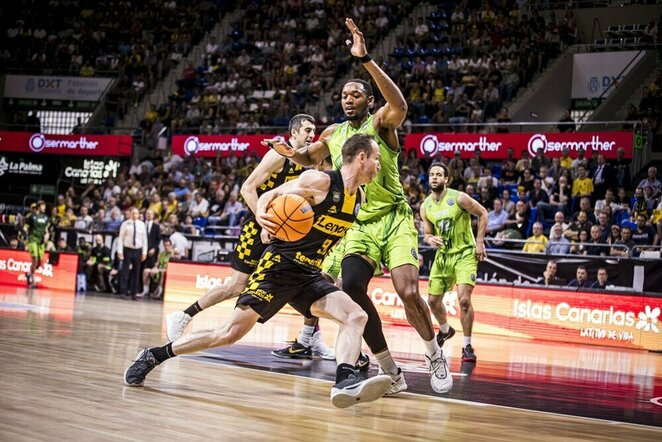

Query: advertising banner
<box><xmin>571</xmin><ymin>51</ymin><xmax>646</xmax><ymax>100</ymax></box>
<box><xmin>3</xmin><ymin>75</ymin><xmax>114</xmax><ymax>102</ymax></box>
<box><xmin>164</xmin><ymin>262</ymin><xmax>661</xmax><ymax>351</ymax></box>
<box><xmin>171</xmin><ymin>134</ymin><xmax>283</xmax><ymax>158</ymax></box>
<box><xmin>0</xmin><ymin>131</ymin><xmax>132</xmax><ymax>156</ymax></box>
<box><xmin>0</xmin><ymin>249</ymin><xmax>78</xmax><ymax>291</ymax></box>
<box><xmin>60</xmin><ymin>157</ymin><xmax>122</xmax><ymax>185</ymax></box>
<box><xmin>405</xmin><ymin>131</ymin><xmax>634</xmax><ymax>160</ymax></box>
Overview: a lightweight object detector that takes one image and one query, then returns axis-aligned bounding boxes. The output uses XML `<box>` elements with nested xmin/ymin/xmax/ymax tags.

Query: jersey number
<box><xmin>317</xmin><ymin>239</ymin><xmax>333</xmax><ymax>256</ymax></box>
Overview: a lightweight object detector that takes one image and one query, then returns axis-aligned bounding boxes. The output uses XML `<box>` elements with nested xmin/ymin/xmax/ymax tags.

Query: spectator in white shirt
<box><xmin>188</xmin><ymin>192</ymin><xmax>209</xmax><ymax>218</ymax></box>
<box><xmin>117</xmin><ymin>207</ymin><xmax>148</xmax><ymax>298</ymax></box>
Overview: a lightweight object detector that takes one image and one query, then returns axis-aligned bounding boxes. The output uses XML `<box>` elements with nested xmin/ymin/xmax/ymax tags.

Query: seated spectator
<box><xmin>169</xmin><ymin>224</ymin><xmax>189</xmax><ymax>259</ymax></box>
<box><xmin>572</xmin><ymin>165</ymin><xmax>593</xmax><ymax>198</ymax></box>
<box><xmin>499</xmin><ymin>161</ymin><xmax>519</xmax><ymax>185</ymax></box>
<box><xmin>590</xmin><ymin>267</ymin><xmax>609</xmax><ymax>290</ymax></box>
<box><xmin>632</xmin><ymin>186</ymin><xmax>651</xmax><ymax>220</ymax></box>
<box><xmin>518</xmin><ymin>168</ymin><xmax>535</xmax><ymax>193</ymax></box>
<box><xmin>74</xmin><ymin>206</ymin><xmax>93</xmax><ymax>231</ymax></box>
<box><xmin>539</xmin><ymin>166</ymin><xmax>555</xmax><ymax>196</ymax></box>
<box><xmin>590</xmin><ymin>154</ymin><xmax>615</xmax><ymax>200</ymax></box>
<box><xmin>584</xmin><ymin>225</ymin><xmax>607</xmax><ymax>257</ymax></box>
<box><xmin>189</xmin><ymin>192</ymin><xmax>210</xmax><ymax>218</ymax></box>
<box><xmin>606</xmin><ymin>224</ymin><xmax>621</xmax><ymax>246</ymax></box>
<box><xmin>501</xmin><ymin>189</ymin><xmax>515</xmax><ymax>215</ymax></box>
<box><xmin>140</xmin><ymin>239</ymin><xmax>175</xmax><ymax>299</ymax></box>
<box><xmin>570</xmin><ymin>229</ymin><xmax>589</xmax><ymax>255</ymax></box>
<box><xmin>564</xmin><ymin>210</ymin><xmax>591</xmax><ymax>241</ymax></box>
<box><xmin>595</xmin><ymin>211</ymin><xmax>613</xmax><ymax>242</ymax></box>
<box><xmin>567</xmin><ymin>265</ymin><xmax>589</xmax><ymax>288</ymax></box>
<box><xmin>486</xmin><ymin>198</ymin><xmax>508</xmax><ymax>236</ymax></box>
<box><xmin>571</xmin><ymin>148</ymin><xmax>589</xmax><ymax>173</ymax></box>
<box><xmin>537</xmin><ymin>175</ymin><xmax>571</xmax><ymax>223</ymax></box>
<box><xmin>572</xmin><ymin>197</ymin><xmax>596</xmax><ymax>225</ymax></box>
<box><xmin>106</xmin><ymin>207</ymin><xmax>124</xmax><ymax>232</ymax></box>
<box><xmin>87</xmin><ymin>235</ymin><xmax>112</xmax><ymax>292</ymax></box>
<box><xmin>91</xmin><ymin>209</ymin><xmax>107</xmax><ymax>231</ymax></box>
<box><xmin>638</xmin><ymin>166</ymin><xmax>661</xmax><ymax>199</ymax></box>
<box><xmin>610</xmin><ymin>226</ymin><xmax>635</xmax><ymax>257</ymax></box>
<box><xmin>594</xmin><ymin>188</ymin><xmax>618</xmax><ymax>220</ymax></box>
<box><xmin>631</xmin><ymin>214</ymin><xmax>657</xmax><ymax>250</ymax></box>
<box><xmin>546</xmin><ymin>223</ymin><xmax>571</xmax><ymax>255</ymax></box>
<box><xmin>531</xmin><ymin>148</ymin><xmax>551</xmax><ymax>171</ymax></box>
<box><xmin>536</xmin><ymin>260</ymin><xmax>565</xmax><ymax>286</ymax></box>
<box><xmin>522</xmin><ymin>222</ymin><xmax>548</xmax><ymax>253</ymax></box>
<box><xmin>554</xmin><ymin>211</ymin><xmax>569</xmax><ymax>231</ymax></box>
<box><xmin>528</xmin><ymin>178</ymin><xmax>549</xmax><ymax>208</ymax></box>
<box><xmin>181</xmin><ymin>214</ymin><xmax>201</xmax><ymax>236</ymax></box>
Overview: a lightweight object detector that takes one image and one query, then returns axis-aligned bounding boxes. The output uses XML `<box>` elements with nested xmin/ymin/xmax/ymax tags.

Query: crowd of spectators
<box><xmin>1</xmin><ymin>0</ymin><xmax>228</xmax><ymax>128</ymax></box>
<box><xmin>143</xmin><ymin>0</ymin><xmax>416</xmax><ymax>138</ymax></box>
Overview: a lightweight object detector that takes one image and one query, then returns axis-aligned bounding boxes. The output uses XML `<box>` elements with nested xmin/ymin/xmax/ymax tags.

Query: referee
<box><xmin>118</xmin><ymin>207</ymin><xmax>148</xmax><ymax>298</ymax></box>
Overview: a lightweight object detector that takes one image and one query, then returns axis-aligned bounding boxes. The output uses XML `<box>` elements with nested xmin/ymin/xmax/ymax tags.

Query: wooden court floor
<box><xmin>0</xmin><ymin>288</ymin><xmax>660</xmax><ymax>441</ymax></box>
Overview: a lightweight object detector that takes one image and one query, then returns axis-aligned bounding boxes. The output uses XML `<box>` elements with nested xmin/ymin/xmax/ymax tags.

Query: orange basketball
<box><xmin>266</xmin><ymin>194</ymin><xmax>314</xmax><ymax>242</ymax></box>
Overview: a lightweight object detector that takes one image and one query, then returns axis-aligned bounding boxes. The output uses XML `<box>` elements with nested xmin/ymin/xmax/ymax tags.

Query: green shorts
<box><xmin>331</xmin><ymin>202</ymin><xmax>419</xmax><ymax>276</ymax></box>
<box><xmin>321</xmin><ymin>239</ymin><xmax>345</xmax><ymax>279</ymax></box>
<box><xmin>27</xmin><ymin>241</ymin><xmax>46</xmax><ymax>260</ymax></box>
<box><xmin>428</xmin><ymin>247</ymin><xmax>477</xmax><ymax>296</ymax></box>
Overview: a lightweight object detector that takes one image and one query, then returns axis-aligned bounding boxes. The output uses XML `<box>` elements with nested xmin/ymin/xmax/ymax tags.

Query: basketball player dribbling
<box><xmin>267</xmin><ymin>18</ymin><xmax>452</xmax><ymax>394</ymax></box>
<box><xmin>124</xmin><ymin>134</ymin><xmax>392</xmax><ymax>408</ymax></box>
<box><xmin>165</xmin><ymin>114</ymin><xmax>335</xmax><ymax>360</ymax></box>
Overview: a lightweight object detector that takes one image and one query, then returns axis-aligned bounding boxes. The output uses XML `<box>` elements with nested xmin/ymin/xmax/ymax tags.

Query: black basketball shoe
<box><xmin>124</xmin><ymin>348</ymin><xmax>160</xmax><ymax>386</ymax></box>
<box><xmin>462</xmin><ymin>344</ymin><xmax>477</xmax><ymax>363</ymax></box>
<box><xmin>330</xmin><ymin>373</ymin><xmax>392</xmax><ymax>408</ymax></box>
<box><xmin>436</xmin><ymin>325</ymin><xmax>456</xmax><ymax>347</ymax></box>
<box><xmin>355</xmin><ymin>352</ymin><xmax>370</xmax><ymax>371</ymax></box>
<box><xmin>271</xmin><ymin>340</ymin><xmax>313</xmax><ymax>360</ymax></box>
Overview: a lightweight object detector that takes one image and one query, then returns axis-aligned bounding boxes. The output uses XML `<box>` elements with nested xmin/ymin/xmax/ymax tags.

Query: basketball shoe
<box><xmin>462</xmin><ymin>344</ymin><xmax>477</xmax><ymax>362</ymax></box>
<box><xmin>378</xmin><ymin>367</ymin><xmax>408</xmax><ymax>395</ymax></box>
<box><xmin>310</xmin><ymin>331</ymin><xmax>335</xmax><ymax>360</ymax></box>
<box><xmin>124</xmin><ymin>348</ymin><xmax>159</xmax><ymax>386</ymax></box>
<box><xmin>355</xmin><ymin>352</ymin><xmax>370</xmax><ymax>371</ymax></box>
<box><xmin>436</xmin><ymin>325</ymin><xmax>456</xmax><ymax>347</ymax></box>
<box><xmin>426</xmin><ymin>350</ymin><xmax>453</xmax><ymax>393</ymax></box>
<box><xmin>165</xmin><ymin>311</ymin><xmax>192</xmax><ymax>341</ymax></box>
<box><xmin>330</xmin><ymin>373</ymin><xmax>392</xmax><ymax>408</ymax></box>
<box><xmin>271</xmin><ymin>340</ymin><xmax>312</xmax><ymax>359</ymax></box>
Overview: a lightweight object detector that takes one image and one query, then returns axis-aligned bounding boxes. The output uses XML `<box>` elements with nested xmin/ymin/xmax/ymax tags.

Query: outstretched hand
<box><xmin>345</xmin><ymin>18</ymin><xmax>367</xmax><ymax>58</ymax></box>
<box><xmin>261</xmin><ymin>138</ymin><xmax>295</xmax><ymax>158</ymax></box>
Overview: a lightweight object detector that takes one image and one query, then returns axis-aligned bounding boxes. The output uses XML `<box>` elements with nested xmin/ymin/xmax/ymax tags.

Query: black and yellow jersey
<box><xmin>273</xmin><ymin>170</ymin><xmax>362</xmax><ymax>273</ymax></box>
<box><xmin>256</xmin><ymin>157</ymin><xmax>304</xmax><ymax>198</ymax></box>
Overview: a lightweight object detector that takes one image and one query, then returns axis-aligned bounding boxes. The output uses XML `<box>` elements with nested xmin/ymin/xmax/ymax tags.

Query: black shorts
<box><xmin>230</xmin><ymin>217</ymin><xmax>267</xmax><ymax>274</ymax></box>
<box><xmin>237</xmin><ymin>248</ymin><xmax>338</xmax><ymax>323</ymax></box>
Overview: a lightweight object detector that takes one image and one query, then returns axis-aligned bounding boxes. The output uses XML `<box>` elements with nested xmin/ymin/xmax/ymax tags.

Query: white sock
<box><xmin>424</xmin><ymin>337</ymin><xmax>440</xmax><ymax>358</ymax></box>
<box><xmin>463</xmin><ymin>336</ymin><xmax>472</xmax><ymax>347</ymax></box>
<box><xmin>440</xmin><ymin>322</ymin><xmax>450</xmax><ymax>333</ymax></box>
<box><xmin>298</xmin><ymin>325</ymin><xmax>315</xmax><ymax>347</ymax></box>
<box><xmin>374</xmin><ymin>350</ymin><xmax>399</xmax><ymax>375</ymax></box>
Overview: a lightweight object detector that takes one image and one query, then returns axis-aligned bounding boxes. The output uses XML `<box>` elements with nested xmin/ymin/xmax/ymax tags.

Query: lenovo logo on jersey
<box><xmin>313</xmin><ymin>215</ymin><xmax>352</xmax><ymax>237</ymax></box>
<box><xmin>183</xmin><ymin>136</ymin><xmax>252</xmax><ymax>156</ymax></box>
<box><xmin>527</xmin><ymin>133</ymin><xmax>617</xmax><ymax>156</ymax></box>
<box><xmin>28</xmin><ymin>133</ymin><xmax>99</xmax><ymax>153</ymax></box>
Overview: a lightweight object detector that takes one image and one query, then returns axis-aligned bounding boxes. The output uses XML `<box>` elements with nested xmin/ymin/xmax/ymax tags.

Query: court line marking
<box><xmin>180</xmin><ymin>352</ymin><xmax>662</xmax><ymax>431</ymax></box>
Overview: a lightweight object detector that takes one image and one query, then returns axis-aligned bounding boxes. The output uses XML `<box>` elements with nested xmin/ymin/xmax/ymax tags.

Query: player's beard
<box><xmin>430</xmin><ymin>182</ymin><xmax>445</xmax><ymax>193</ymax></box>
<box><xmin>344</xmin><ymin>109</ymin><xmax>368</xmax><ymax>121</ymax></box>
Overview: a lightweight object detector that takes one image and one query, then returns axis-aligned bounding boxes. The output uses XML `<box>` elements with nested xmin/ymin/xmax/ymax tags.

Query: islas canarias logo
<box><xmin>513</xmin><ymin>299</ymin><xmax>660</xmax><ymax>334</ymax></box>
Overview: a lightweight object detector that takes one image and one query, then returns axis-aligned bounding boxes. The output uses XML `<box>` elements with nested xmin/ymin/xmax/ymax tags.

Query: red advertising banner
<box><xmin>0</xmin><ymin>131</ymin><xmax>132</xmax><ymax>156</ymax></box>
<box><xmin>0</xmin><ymin>249</ymin><xmax>78</xmax><ymax>291</ymax></box>
<box><xmin>164</xmin><ymin>261</ymin><xmax>661</xmax><ymax>351</ymax></box>
<box><xmin>171</xmin><ymin>134</ymin><xmax>284</xmax><ymax>158</ymax></box>
<box><xmin>405</xmin><ymin>131</ymin><xmax>634</xmax><ymax>160</ymax></box>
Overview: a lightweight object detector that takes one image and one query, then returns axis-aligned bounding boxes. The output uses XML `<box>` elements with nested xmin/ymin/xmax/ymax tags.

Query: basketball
<box><xmin>266</xmin><ymin>194</ymin><xmax>314</xmax><ymax>242</ymax></box>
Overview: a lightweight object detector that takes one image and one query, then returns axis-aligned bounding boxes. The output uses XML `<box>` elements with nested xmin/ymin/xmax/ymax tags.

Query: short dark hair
<box><xmin>342</xmin><ymin>134</ymin><xmax>376</xmax><ymax>164</ymax></box>
<box><xmin>429</xmin><ymin>161</ymin><xmax>449</xmax><ymax>178</ymax></box>
<box><xmin>289</xmin><ymin>114</ymin><xmax>315</xmax><ymax>134</ymax></box>
<box><xmin>577</xmin><ymin>265</ymin><xmax>587</xmax><ymax>271</ymax></box>
<box><xmin>345</xmin><ymin>79</ymin><xmax>373</xmax><ymax>97</ymax></box>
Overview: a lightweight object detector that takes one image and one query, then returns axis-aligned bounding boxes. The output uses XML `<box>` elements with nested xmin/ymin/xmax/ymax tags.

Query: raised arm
<box><xmin>345</xmin><ymin>18</ymin><xmax>407</xmax><ymax>129</ymax></box>
<box><xmin>458</xmin><ymin>192</ymin><xmax>488</xmax><ymax>261</ymax></box>
<box><xmin>262</xmin><ymin>125</ymin><xmax>337</xmax><ymax>167</ymax></box>
<box><xmin>240</xmin><ymin>149</ymin><xmax>287</xmax><ymax>214</ymax></box>
<box><xmin>255</xmin><ymin>170</ymin><xmax>330</xmax><ymax>234</ymax></box>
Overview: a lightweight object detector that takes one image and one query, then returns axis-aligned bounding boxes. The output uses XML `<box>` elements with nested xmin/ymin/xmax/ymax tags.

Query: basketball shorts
<box><xmin>343</xmin><ymin>202</ymin><xmax>419</xmax><ymax>276</ymax></box>
<box><xmin>230</xmin><ymin>217</ymin><xmax>267</xmax><ymax>274</ymax></box>
<box><xmin>321</xmin><ymin>238</ymin><xmax>345</xmax><ymax>279</ymax></box>
<box><xmin>27</xmin><ymin>241</ymin><xmax>45</xmax><ymax>260</ymax></box>
<box><xmin>428</xmin><ymin>247</ymin><xmax>477</xmax><ymax>296</ymax></box>
<box><xmin>237</xmin><ymin>248</ymin><xmax>338</xmax><ymax>323</ymax></box>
